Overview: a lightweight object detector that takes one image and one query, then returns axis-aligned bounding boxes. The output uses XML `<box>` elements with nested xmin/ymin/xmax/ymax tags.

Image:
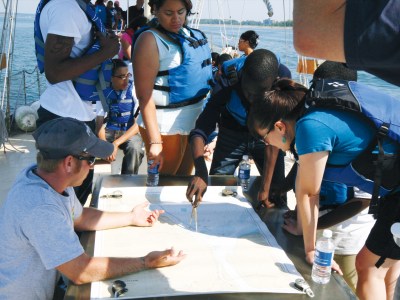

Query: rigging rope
<box><xmin>235</xmin><ymin>0</ymin><xmax>247</xmax><ymax>52</ymax></box>
<box><xmin>216</xmin><ymin>0</ymin><xmax>228</xmax><ymax>49</ymax></box>
<box><xmin>283</xmin><ymin>0</ymin><xmax>288</xmax><ymax>65</ymax></box>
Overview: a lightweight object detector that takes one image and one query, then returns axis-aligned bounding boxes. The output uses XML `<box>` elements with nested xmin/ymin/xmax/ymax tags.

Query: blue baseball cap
<box><xmin>33</xmin><ymin>117</ymin><xmax>114</xmax><ymax>159</ymax></box>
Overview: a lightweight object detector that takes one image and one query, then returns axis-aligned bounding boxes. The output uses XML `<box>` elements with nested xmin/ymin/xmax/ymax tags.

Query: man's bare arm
<box><xmin>58</xmin><ymin>249</ymin><xmax>185</xmax><ymax>285</ymax></box>
<box><xmin>44</xmin><ymin>33</ymin><xmax>119</xmax><ymax>83</ymax></box>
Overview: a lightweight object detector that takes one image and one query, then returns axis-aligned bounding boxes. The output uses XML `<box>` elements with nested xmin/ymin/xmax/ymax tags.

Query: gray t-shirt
<box><xmin>0</xmin><ymin>164</ymin><xmax>84</xmax><ymax>300</ymax></box>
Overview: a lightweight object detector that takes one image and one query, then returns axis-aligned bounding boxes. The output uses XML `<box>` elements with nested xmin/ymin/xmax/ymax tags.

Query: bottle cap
<box><xmin>391</xmin><ymin>223</ymin><xmax>400</xmax><ymax>246</ymax></box>
<box><xmin>322</xmin><ymin>229</ymin><xmax>332</xmax><ymax>238</ymax></box>
<box><xmin>243</xmin><ymin>155</ymin><xmax>249</xmax><ymax>160</ymax></box>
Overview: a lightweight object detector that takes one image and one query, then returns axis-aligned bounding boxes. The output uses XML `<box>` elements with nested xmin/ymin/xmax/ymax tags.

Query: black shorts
<box><xmin>344</xmin><ymin>0</ymin><xmax>400</xmax><ymax>86</ymax></box>
<box><xmin>365</xmin><ymin>191</ymin><xmax>400</xmax><ymax>260</ymax></box>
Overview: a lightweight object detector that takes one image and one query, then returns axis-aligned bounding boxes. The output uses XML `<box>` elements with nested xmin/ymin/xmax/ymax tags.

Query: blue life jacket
<box><xmin>222</xmin><ymin>55</ymin><xmax>292</xmax><ymax>127</ymax></box>
<box><xmin>225</xmin><ymin>88</ymin><xmax>248</xmax><ymax>127</ymax></box>
<box><xmin>105</xmin><ymin>81</ymin><xmax>135</xmax><ymax>132</ymax></box>
<box><xmin>278</xmin><ymin>63</ymin><xmax>292</xmax><ymax>79</ymax></box>
<box><xmin>94</xmin><ymin>3</ymin><xmax>108</xmax><ymax>26</ymax></box>
<box><xmin>319</xmin><ymin>181</ymin><xmax>352</xmax><ymax>208</ymax></box>
<box><xmin>304</xmin><ymin>78</ymin><xmax>400</xmax><ymax>214</ymax></box>
<box><xmin>219</xmin><ymin>56</ymin><xmax>248</xmax><ymax>126</ymax></box>
<box><xmin>221</xmin><ymin>56</ymin><xmax>246</xmax><ymax>86</ymax></box>
<box><xmin>34</xmin><ymin>0</ymin><xmax>113</xmax><ymax>105</ymax></box>
<box><xmin>133</xmin><ymin>21</ymin><xmax>213</xmax><ymax>108</ymax></box>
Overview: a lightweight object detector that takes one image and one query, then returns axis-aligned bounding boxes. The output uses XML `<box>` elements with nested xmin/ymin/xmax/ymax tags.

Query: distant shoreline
<box><xmin>199</xmin><ymin>23</ymin><xmax>293</xmax><ymax>30</ymax></box>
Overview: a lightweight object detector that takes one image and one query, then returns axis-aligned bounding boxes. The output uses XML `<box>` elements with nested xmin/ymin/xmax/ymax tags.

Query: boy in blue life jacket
<box><xmin>96</xmin><ymin>59</ymin><xmax>144</xmax><ymax>174</ymax></box>
<box><xmin>186</xmin><ymin>49</ymin><xmax>287</xmax><ymax>208</ymax></box>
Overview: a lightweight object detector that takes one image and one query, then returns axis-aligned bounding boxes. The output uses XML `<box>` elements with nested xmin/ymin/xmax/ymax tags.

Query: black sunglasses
<box><xmin>73</xmin><ymin>155</ymin><xmax>96</xmax><ymax>166</ymax></box>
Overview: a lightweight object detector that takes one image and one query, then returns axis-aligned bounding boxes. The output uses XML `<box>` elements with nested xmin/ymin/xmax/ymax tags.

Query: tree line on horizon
<box><xmin>198</xmin><ymin>18</ymin><xmax>293</xmax><ymax>27</ymax></box>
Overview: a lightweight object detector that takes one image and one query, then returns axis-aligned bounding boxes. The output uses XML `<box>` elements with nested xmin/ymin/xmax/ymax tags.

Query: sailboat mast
<box><xmin>0</xmin><ymin>0</ymin><xmax>18</xmax><ymax>136</ymax></box>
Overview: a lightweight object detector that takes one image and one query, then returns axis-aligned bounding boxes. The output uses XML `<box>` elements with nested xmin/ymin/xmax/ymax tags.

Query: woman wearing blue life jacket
<box><xmin>238</xmin><ymin>30</ymin><xmax>259</xmax><ymax>57</ymax></box>
<box><xmin>247</xmin><ymin>78</ymin><xmax>400</xmax><ymax>300</ymax></box>
<box><xmin>132</xmin><ymin>0</ymin><xmax>212</xmax><ymax>175</ymax></box>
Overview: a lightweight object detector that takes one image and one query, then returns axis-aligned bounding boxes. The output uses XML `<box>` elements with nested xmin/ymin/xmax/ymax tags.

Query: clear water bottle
<box><xmin>311</xmin><ymin>229</ymin><xmax>335</xmax><ymax>284</ymax></box>
<box><xmin>238</xmin><ymin>155</ymin><xmax>251</xmax><ymax>191</ymax></box>
<box><xmin>146</xmin><ymin>160</ymin><xmax>159</xmax><ymax>186</ymax></box>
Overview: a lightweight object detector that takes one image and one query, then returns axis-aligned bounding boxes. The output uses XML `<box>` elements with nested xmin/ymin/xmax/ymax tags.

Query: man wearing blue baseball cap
<box><xmin>0</xmin><ymin>117</ymin><xmax>185</xmax><ymax>300</ymax></box>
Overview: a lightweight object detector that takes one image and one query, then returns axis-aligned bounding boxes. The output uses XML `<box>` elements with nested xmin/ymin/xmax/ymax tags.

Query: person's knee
<box><xmin>355</xmin><ymin>251</ymin><xmax>366</xmax><ymax>275</ymax></box>
<box><xmin>355</xmin><ymin>247</ymin><xmax>375</xmax><ymax>275</ymax></box>
<box><xmin>125</xmin><ymin>145</ymin><xmax>142</xmax><ymax>154</ymax></box>
<box><xmin>126</xmin><ymin>139</ymin><xmax>144</xmax><ymax>153</ymax></box>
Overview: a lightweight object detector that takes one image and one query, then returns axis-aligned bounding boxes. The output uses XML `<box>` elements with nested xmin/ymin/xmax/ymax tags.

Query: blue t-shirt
<box><xmin>296</xmin><ymin>108</ymin><xmax>399</xmax><ymax>197</ymax></box>
<box><xmin>296</xmin><ymin>108</ymin><xmax>398</xmax><ymax>165</ymax></box>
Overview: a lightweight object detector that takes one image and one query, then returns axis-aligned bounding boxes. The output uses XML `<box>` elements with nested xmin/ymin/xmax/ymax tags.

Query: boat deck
<box><xmin>0</xmin><ymin>133</ymin><xmax>38</xmax><ymax>204</ymax></box>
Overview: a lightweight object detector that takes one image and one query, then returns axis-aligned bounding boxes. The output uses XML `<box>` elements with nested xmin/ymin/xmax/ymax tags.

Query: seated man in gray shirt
<box><xmin>0</xmin><ymin>117</ymin><xmax>185</xmax><ymax>300</ymax></box>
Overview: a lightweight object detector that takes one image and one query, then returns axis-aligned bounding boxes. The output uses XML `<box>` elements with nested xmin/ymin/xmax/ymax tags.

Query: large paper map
<box><xmin>90</xmin><ymin>186</ymin><xmax>303</xmax><ymax>299</ymax></box>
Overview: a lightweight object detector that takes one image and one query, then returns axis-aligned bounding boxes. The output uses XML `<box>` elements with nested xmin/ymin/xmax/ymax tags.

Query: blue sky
<box><xmin>17</xmin><ymin>0</ymin><xmax>293</xmax><ymax>22</ymax></box>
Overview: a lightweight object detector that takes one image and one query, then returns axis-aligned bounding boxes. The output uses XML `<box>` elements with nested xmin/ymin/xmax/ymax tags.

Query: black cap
<box><xmin>33</xmin><ymin>117</ymin><xmax>114</xmax><ymax>159</ymax></box>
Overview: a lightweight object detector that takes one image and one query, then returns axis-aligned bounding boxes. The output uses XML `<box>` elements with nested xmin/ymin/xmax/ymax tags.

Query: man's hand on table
<box><xmin>144</xmin><ymin>247</ymin><xmax>186</xmax><ymax>269</ymax></box>
<box><xmin>130</xmin><ymin>201</ymin><xmax>165</xmax><ymax>227</ymax></box>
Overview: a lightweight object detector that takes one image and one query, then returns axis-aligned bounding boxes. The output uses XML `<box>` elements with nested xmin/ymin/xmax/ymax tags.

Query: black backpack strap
<box><xmin>369</xmin><ymin>123</ymin><xmax>390</xmax><ymax>215</ymax></box>
<box><xmin>133</xmin><ymin>107</ymin><xmax>140</xmax><ymax>119</ymax></box>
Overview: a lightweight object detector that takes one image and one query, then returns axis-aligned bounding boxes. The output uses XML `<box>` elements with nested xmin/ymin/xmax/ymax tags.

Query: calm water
<box><xmin>0</xmin><ymin>14</ymin><xmax>47</xmax><ymax>112</ymax></box>
<box><xmin>1</xmin><ymin>14</ymin><xmax>399</xmax><ymax>112</ymax></box>
<box><xmin>200</xmin><ymin>24</ymin><xmax>400</xmax><ymax>98</ymax></box>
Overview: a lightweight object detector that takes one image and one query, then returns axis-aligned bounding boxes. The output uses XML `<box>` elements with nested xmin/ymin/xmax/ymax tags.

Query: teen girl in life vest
<box><xmin>248</xmin><ymin>78</ymin><xmax>400</xmax><ymax>299</ymax></box>
<box><xmin>132</xmin><ymin>0</ymin><xmax>212</xmax><ymax>175</ymax></box>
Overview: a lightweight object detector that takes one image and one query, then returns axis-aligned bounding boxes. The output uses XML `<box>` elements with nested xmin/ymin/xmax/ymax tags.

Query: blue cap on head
<box><xmin>33</xmin><ymin>117</ymin><xmax>114</xmax><ymax>159</ymax></box>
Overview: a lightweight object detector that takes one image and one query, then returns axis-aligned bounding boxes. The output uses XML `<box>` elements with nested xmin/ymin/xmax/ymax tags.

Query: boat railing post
<box><xmin>22</xmin><ymin>70</ymin><xmax>27</xmax><ymax>105</ymax></box>
<box><xmin>5</xmin><ymin>75</ymin><xmax>11</xmax><ymax>133</ymax></box>
<box><xmin>36</xmin><ymin>67</ymin><xmax>41</xmax><ymax>97</ymax></box>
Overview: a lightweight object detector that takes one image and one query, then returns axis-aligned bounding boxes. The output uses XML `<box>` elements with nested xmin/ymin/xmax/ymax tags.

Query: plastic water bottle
<box><xmin>311</xmin><ymin>229</ymin><xmax>335</xmax><ymax>284</ymax></box>
<box><xmin>146</xmin><ymin>160</ymin><xmax>159</xmax><ymax>186</ymax></box>
<box><xmin>238</xmin><ymin>155</ymin><xmax>251</xmax><ymax>191</ymax></box>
